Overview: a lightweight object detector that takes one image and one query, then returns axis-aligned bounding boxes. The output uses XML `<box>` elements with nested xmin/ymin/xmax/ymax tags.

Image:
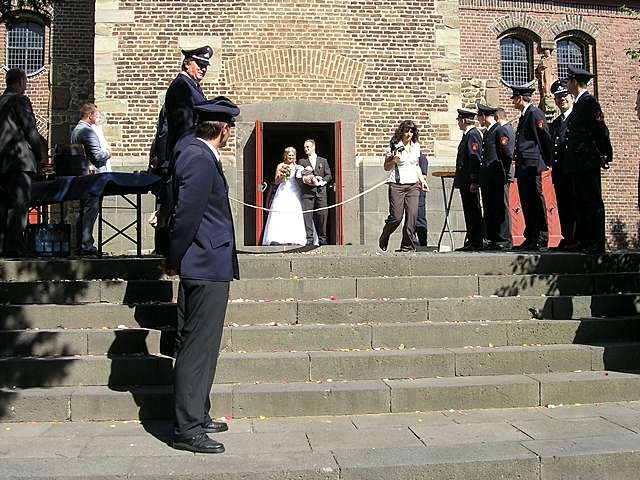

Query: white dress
<box><xmin>262</xmin><ymin>171</ymin><xmax>310</xmax><ymax>246</ymax></box>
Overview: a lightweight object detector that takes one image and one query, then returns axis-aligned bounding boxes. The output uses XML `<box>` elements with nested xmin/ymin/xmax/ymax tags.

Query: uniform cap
<box><xmin>456</xmin><ymin>108</ymin><xmax>476</xmax><ymax>120</ymax></box>
<box><xmin>510</xmin><ymin>86</ymin><xmax>535</xmax><ymax>98</ymax></box>
<box><xmin>476</xmin><ymin>103</ymin><xmax>499</xmax><ymax>115</ymax></box>
<box><xmin>550</xmin><ymin>79</ymin><xmax>568</xmax><ymax>96</ymax></box>
<box><xmin>566</xmin><ymin>65</ymin><xmax>595</xmax><ymax>82</ymax></box>
<box><xmin>181</xmin><ymin>46</ymin><xmax>213</xmax><ymax>65</ymax></box>
<box><xmin>194</xmin><ymin>97</ymin><xmax>240</xmax><ymax>124</ymax></box>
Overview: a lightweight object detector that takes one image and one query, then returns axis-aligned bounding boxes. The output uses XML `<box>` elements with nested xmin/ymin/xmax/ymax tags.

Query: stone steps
<box><xmin>4</xmin><ymin>343</ymin><xmax>626</xmax><ymax>388</ymax></box>
<box><xmin>1</xmin><ymin>251</ymin><xmax>638</xmax><ymax>281</ymax></box>
<box><xmin>2</xmin><ymin>317</ymin><xmax>638</xmax><ymax>357</ymax></box>
<box><xmin>2</xmin><ymin>271</ymin><xmax>639</xmax><ymax>304</ymax></box>
<box><xmin>4</xmin><ymin>371</ymin><xmax>640</xmax><ymax>422</ymax></box>
<box><xmin>2</xmin><ymin>294</ymin><xmax>639</xmax><ymax>330</ymax></box>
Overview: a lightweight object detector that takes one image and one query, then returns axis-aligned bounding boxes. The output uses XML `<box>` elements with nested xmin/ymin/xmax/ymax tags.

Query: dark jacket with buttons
<box><xmin>165</xmin><ymin>73</ymin><xmax>207</xmax><ymax>158</ymax></box>
<box><xmin>549</xmin><ymin>111</ymin><xmax>570</xmax><ymax>182</ymax></box>
<box><xmin>168</xmin><ymin>136</ymin><xmax>239</xmax><ymax>282</ymax></box>
<box><xmin>297</xmin><ymin>155</ymin><xmax>332</xmax><ymax>198</ymax></box>
<box><xmin>480</xmin><ymin>122</ymin><xmax>513</xmax><ymax>185</ymax></box>
<box><xmin>454</xmin><ymin>126</ymin><xmax>483</xmax><ymax>188</ymax></box>
<box><xmin>0</xmin><ymin>91</ymin><xmax>43</xmax><ymax>174</ymax></box>
<box><xmin>514</xmin><ymin>104</ymin><xmax>552</xmax><ymax>178</ymax></box>
<box><xmin>564</xmin><ymin>92</ymin><xmax>613</xmax><ymax>173</ymax></box>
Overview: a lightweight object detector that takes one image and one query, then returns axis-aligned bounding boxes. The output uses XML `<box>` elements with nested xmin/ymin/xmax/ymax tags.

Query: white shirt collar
<box><xmin>463</xmin><ymin>125</ymin><xmax>475</xmax><ymax>134</ymax></box>
<box><xmin>562</xmin><ymin>106</ymin><xmax>573</xmax><ymax>121</ymax></box>
<box><xmin>521</xmin><ymin>103</ymin><xmax>532</xmax><ymax>116</ymax></box>
<box><xmin>575</xmin><ymin>89</ymin><xmax>588</xmax><ymax>102</ymax></box>
<box><xmin>197</xmin><ymin>138</ymin><xmax>221</xmax><ymax>160</ymax></box>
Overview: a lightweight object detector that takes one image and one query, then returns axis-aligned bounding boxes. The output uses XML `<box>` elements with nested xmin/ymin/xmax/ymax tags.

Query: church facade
<box><xmin>2</xmin><ymin>0</ymin><xmax>639</xmax><ymax>249</ymax></box>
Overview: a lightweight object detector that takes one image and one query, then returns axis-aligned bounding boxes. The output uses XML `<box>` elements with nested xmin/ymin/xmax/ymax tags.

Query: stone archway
<box><xmin>233</xmin><ymin>100</ymin><xmax>359</xmax><ymax>246</ymax></box>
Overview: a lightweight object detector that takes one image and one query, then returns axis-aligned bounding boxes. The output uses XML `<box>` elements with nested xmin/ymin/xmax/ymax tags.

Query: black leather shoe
<box><xmin>378</xmin><ymin>236</ymin><xmax>388</xmax><ymax>252</ymax></box>
<box><xmin>173</xmin><ymin>432</ymin><xmax>225</xmax><ymax>454</ymax></box>
<box><xmin>203</xmin><ymin>420</ymin><xmax>228</xmax><ymax>434</ymax></box>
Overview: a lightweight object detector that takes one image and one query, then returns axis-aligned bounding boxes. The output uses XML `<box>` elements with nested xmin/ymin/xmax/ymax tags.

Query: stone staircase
<box><xmin>1</xmin><ymin>248</ymin><xmax>640</xmax><ymax>424</ymax></box>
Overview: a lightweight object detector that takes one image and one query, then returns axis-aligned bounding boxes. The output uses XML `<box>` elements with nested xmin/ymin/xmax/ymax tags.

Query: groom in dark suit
<box><xmin>298</xmin><ymin>139</ymin><xmax>332</xmax><ymax>245</ymax></box>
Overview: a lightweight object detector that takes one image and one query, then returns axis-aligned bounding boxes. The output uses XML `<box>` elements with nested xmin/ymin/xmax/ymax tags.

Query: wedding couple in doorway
<box><xmin>262</xmin><ymin>139</ymin><xmax>332</xmax><ymax>246</ymax></box>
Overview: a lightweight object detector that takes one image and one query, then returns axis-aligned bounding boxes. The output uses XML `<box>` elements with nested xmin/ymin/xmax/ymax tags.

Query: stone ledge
<box><xmin>95</xmin><ymin>9</ymin><xmax>135</xmax><ymax>23</ymax></box>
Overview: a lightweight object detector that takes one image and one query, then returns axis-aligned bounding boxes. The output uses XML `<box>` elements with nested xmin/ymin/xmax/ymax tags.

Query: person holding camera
<box><xmin>378</xmin><ymin>120</ymin><xmax>429</xmax><ymax>252</ymax></box>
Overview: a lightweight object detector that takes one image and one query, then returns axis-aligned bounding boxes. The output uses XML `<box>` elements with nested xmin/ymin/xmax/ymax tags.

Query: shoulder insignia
<box><xmin>499</xmin><ymin>136</ymin><xmax>509</xmax><ymax>146</ymax></box>
<box><xmin>471</xmin><ymin>142</ymin><xmax>479</xmax><ymax>151</ymax></box>
<box><xmin>536</xmin><ymin>119</ymin><xmax>545</xmax><ymax>129</ymax></box>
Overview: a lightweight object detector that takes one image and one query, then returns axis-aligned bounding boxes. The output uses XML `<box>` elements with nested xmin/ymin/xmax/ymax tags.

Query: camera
<box><xmin>391</xmin><ymin>144</ymin><xmax>405</xmax><ymax>155</ymax></box>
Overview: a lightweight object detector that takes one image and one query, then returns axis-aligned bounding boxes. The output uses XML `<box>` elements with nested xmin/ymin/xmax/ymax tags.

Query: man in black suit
<box><xmin>298</xmin><ymin>139</ymin><xmax>332</xmax><ymax>245</ymax></box>
<box><xmin>167</xmin><ymin>98</ymin><xmax>240</xmax><ymax>454</ymax></box>
<box><xmin>150</xmin><ymin>46</ymin><xmax>212</xmax><ymax>255</ymax></box>
<box><xmin>454</xmin><ymin>108</ymin><xmax>484</xmax><ymax>251</ymax></box>
<box><xmin>511</xmin><ymin>85</ymin><xmax>553</xmax><ymax>251</ymax></box>
<box><xmin>564</xmin><ymin>66</ymin><xmax>613</xmax><ymax>254</ymax></box>
<box><xmin>549</xmin><ymin>80</ymin><xmax>576</xmax><ymax>250</ymax></box>
<box><xmin>477</xmin><ymin>104</ymin><xmax>513</xmax><ymax>250</ymax></box>
<box><xmin>0</xmin><ymin>68</ymin><xmax>45</xmax><ymax>257</ymax></box>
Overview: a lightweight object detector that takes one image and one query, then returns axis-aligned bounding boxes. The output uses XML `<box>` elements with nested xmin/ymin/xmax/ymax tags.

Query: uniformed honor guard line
<box><xmin>230</xmin><ymin>177</ymin><xmax>390</xmax><ymax>214</ymax></box>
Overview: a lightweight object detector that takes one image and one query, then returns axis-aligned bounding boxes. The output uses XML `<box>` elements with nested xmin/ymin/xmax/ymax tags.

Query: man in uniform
<box><xmin>564</xmin><ymin>66</ymin><xmax>613</xmax><ymax>254</ymax></box>
<box><xmin>496</xmin><ymin>107</ymin><xmax>516</xmax><ymax>183</ymax></box>
<box><xmin>454</xmin><ymin>108</ymin><xmax>484</xmax><ymax>250</ymax></box>
<box><xmin>511</xmin><ymin>85</ymin><xmax>552</xmax><ymax>251</ymax></box>
<box><xmin>477</xmin><ymin>104</ymin><xmax>513</xmax><ymax>250</ymax></box>
<box><xmin>167</xmin><ymin>98</ymin><xmax>240</xmax><ymax>454</ymax></box>
<box><xmin>0</xmin><ymin>68</ymin><xmax>45</xmax><ymax>257</ymax></box>
<box><xmin>150</xmin><ymin>46</ymin><xmax>212</xmax><ymax>255</ymax></box>
<box><xmin>548</xmin><ymin>80</ymin><xmax>576</xmax><ymax>250</ymax></box>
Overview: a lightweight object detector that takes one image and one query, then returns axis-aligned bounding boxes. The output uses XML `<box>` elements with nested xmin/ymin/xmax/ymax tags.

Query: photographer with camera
<box><xmin>378</xmin><ymin>120</ymin><xmax>429</xmax><ymax>252</ymax></box>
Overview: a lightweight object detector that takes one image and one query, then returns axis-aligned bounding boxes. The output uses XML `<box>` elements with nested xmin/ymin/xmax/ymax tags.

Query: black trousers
<box><xmin>379</xmin><ymin>182</ymin><xmax>420</xmax><ymax>251</ymax></box>
<box><xmin>480</xmin><ymin>178</ymin><xmax>512</xmax><ymax>247</ymax></box>
<box><xmin>0</xmin><ymin>171</ymin><xmax>31</xmax><ymax>256</ymax></box>
<box><xmin>572</xmin><ymin>168</ymin><xmax>605</xmax><ymax>249</ymax></box>
<box><xmin>173</xmin><ymin>279</ymin><xmax>229</xmax><ymax>439</ymax></box>
<box><xmin>459</xmin><ymin>184</ymin><xmax>484</xmax><ymax>248</ymax></box>
<box><xmin>552</xmin><ymin>172</ymin><xmax>576</xmax><ymax>245</ymax></box>
<box><xmin>517</xmin><ymin>173</ymin><xmax>548</xmax><ymax>246</ymax></box>
<box><xmin>302</xmin><ymin>192</ymin><xmax>328</xmax><ymax>245</ymax></box>
<box><xmin>76</xmin><ymin>196</ymin><xmax>100</xmax><ymax>252</ymax></box>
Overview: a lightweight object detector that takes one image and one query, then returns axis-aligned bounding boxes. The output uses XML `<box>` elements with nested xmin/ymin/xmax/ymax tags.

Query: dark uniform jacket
<box><xmin>168</xmin><ymin>136</ymin><xmax>239</xmax><ymax>282</ymax></box>
<box><xmin>480</xmin><ymin>122</ymin><xmax>513</xmax><ymax>185</ymax></box>
<box><xmin>564</xmin><ymin>92</ymin><xmax>613</xmax><ymax>173</ymax></box>
<box><xmin>514</xmin><ymin>104</ymin><xmax>552</xmax><ymax>178</ymax></box>
<box><xmin>549</xmin><ymin>111</ymin><xmax>571</xmax><ymax>183</ymax></box>
<box><xmin>297</xmin><ymin>155</ymin><xmax>332</xmax><ymax>197</ymax></box>
<box><xmin>165</xmin><ymin>73</ymin><xmax>206</xmax><ymax>157</ymax></box>
<box><xmin>0</xmin><ymin>91</ymin><xmax>42</xmax><ymax>174</ymax></box>
<box><xmin>454</xmin><ymin>126</ymin><xmax>483</xmax><ymax>188</ymax></box>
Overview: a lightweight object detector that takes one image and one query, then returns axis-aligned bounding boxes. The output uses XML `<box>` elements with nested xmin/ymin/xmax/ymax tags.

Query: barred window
<box><xmin>500</xmin><ymin>37</ymin><xmax>531</xmax><ymax>86</ymax></box>
<box><xmin>7</xmin><ymin>22</ymin><xmax>45</xmax><ymax>76</ymax></box>
<box><xmin>557</xmin><ymin>38</ymin><xmax>587</xmax><ymax>80</ymax></box>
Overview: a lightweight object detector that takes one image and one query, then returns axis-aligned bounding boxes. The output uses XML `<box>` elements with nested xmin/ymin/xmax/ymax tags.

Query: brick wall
<box><xmin>460</xmin><ymin>0</ymin><xmax>640</xmax><ymax>247</ymax></box>
<box><xmin>2</xmin><ymin>0</ymin><xmax>639</xmax><ymax>248</ymax></box>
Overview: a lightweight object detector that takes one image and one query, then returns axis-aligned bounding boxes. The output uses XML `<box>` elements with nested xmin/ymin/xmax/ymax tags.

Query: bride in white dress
<box><xmin>262</xmin><ymin>147</ymin><xmax>315</xmax><ymax>246</ymax></box>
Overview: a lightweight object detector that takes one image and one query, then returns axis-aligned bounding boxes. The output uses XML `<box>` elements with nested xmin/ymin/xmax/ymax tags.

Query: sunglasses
<box><xmin>403</xmin><ymin>127</ymin><xmax>416</xmax><ymax>133</ymax></box>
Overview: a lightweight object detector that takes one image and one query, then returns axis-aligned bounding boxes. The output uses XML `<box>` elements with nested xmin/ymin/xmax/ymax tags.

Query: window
<box><xmin>6</xmin><ymin>22</ymin><xmax>45</xmax><ymax>75</ymax></box>
<box><xmin>500</xmin><ymin>37</ymin><xmax>531</xmax><ymax>86</ymax></box>
<box><xmin>556</xmin><ymin>38</ymin><xmax>587</xmax><ymax>80</ymax></box>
